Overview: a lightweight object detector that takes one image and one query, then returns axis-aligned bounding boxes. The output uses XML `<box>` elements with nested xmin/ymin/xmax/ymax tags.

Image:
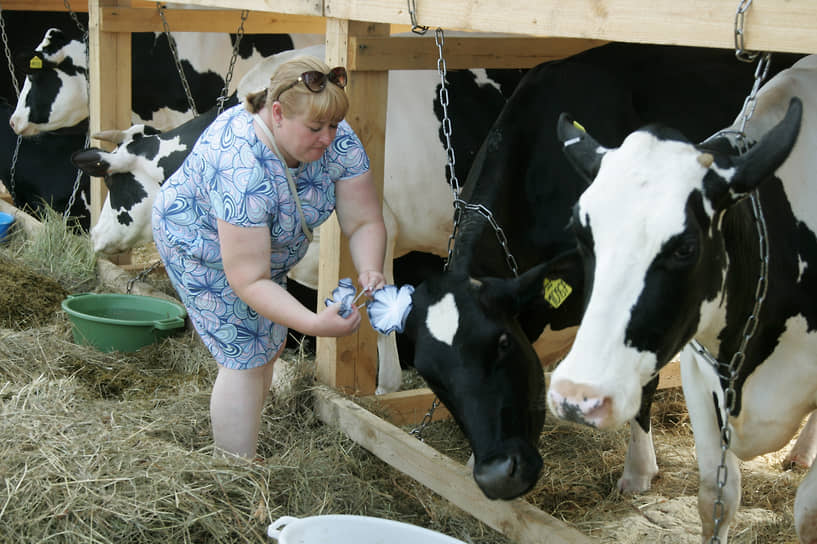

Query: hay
<box><xmin>0</xmin><ymin>216</ymin><xmax>805</xmax><ymax>543</ymax></box>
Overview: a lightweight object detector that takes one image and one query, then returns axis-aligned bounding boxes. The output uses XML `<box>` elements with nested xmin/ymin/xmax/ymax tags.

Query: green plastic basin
<box><xmin>62</xmin><ymin>293</ymin><xmax>187</xmax><ymax>352</ymax></box>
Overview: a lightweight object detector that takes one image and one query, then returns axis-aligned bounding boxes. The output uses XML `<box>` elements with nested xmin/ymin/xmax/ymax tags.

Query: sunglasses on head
<box><xmin>275</xmin><ymin>66</ymin><xmax>348</xmax><ymax>101</ymax></box>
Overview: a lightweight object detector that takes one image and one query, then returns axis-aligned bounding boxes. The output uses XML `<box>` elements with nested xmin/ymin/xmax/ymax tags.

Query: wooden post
<box><xmin>88</xmin><ymin>0</ymin><xmax>132</xmax><ymax>228</ymax></box>
<box><xmin>316</xmin><ymin>19</ymin><xmax>389</xmax><ymax>395</ymax></box>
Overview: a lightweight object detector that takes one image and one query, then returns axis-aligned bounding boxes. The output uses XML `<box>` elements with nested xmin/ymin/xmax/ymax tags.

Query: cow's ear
<box><xmin>506</xmin><ymin>249</ymin><xmax>585</xmax><ymax>341</ymax></box>
<box><xmin>557</xmin><ymin>112</ymin><xmax>607</xmax><ymax>184</ymax></box>
<box><xmin>513</xmin><ymin>249</ymin><xmax>584</xmax><ymax>311</ymax></box>
<box><xmin>730</xmin><ymin>97</ymin><xmax>802</xmax><ymax>197</ymax></box>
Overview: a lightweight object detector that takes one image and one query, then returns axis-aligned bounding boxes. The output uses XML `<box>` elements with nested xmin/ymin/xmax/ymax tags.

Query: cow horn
<box><xmin>92</xmin><ymin>130</ymin><xmax>126</xmax><ymax>144</ymax></box>
<box><xmin>697</xmin><ymin>153</ymin><xmax>714</xmax><ymax>168</ymax></box>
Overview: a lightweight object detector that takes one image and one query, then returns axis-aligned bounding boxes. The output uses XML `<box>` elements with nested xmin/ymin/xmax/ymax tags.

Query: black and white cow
<box><xmin>71</xmin><ymin>94</ymin><xmax>237</xmax><ymax>243</ymax></box>
<box><xmin>0</xmin><ymin>98</ymin><xmax>90</xmax><ymax>229</ymax></box>
<box><xmin>71</xmin><ymin>43</ymin><xmax>526</xmax><ymax>393</ymax></box>
<box><xmin>548</xmin><ymin>55</ymin><xmax>817</xmax><ymax>542</ymax></box>
<box><xmin>1</xmin><ymin>16</ymin><xmax>317</xmax><ymax>228</ymax></box>
<box><xmin>9</xmin><ymin>25</ymin><xmax>320</xmax><ymax>135</ymax></box>
<box><xmin>401</xmin><ymin>43</ymin><xmax>805</xmax><ymax>501</ymax></box>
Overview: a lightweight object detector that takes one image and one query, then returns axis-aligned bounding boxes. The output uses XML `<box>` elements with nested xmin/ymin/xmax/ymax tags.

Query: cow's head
<box><xmin>10</xmin><ymin>28</ymin><xmax>88</xmax><ymax>136</ymax></box>
<box><xmin>403</xmin><ymin>252</ymin><xmax>584</xmax><ymax>500</ymax></box>
<box><xmin>72</xmin><ymin>124</ymin><xmax>179</xmax><ymax>254</ymax></box>
<box><xmin>548</xmin><ymin>98</ymin><xmax>802</xmax><ymax>430</ymax></box>
<box><xmin>72</xmin><ymin>97</ymin><xmax>230</xmax><ymax>255</ymax></box>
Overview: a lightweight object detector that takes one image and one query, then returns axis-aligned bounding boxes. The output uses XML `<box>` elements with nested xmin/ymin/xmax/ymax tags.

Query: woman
<box><xmin>152</xmin><ymin>55</ymin><xmax>387</xmax><ymax>459</ymax></box>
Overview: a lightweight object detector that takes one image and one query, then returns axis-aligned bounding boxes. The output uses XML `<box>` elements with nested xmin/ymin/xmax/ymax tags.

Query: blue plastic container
<box><xmin>0</xmin><ymin>211</ymin><xmax>14</xmax><ymax>241</ymax></box>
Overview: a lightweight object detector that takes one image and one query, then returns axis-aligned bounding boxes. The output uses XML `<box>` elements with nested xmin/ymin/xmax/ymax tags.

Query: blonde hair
<box><xmin>244</xmin><ymin>55</ymin><xmax>349</xmax><ymax>124</ymax></box>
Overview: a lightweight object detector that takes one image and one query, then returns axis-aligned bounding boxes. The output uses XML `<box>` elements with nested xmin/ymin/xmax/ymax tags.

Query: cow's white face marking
<box><xmin>426</xmin><ymin>293</ymin><xmax>459</xmax><ymax>346</ymax></box>
<box><xmin>551</xmin><ymin>131</ymin><xmax>715</xmax><ymax>427</ymax></box>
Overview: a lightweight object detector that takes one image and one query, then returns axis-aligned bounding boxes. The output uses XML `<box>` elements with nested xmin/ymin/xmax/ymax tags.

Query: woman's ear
<box><xmin>270</xmin><ymin>101</ymin><xmax>285</xmax><ymax>126</ymax></box>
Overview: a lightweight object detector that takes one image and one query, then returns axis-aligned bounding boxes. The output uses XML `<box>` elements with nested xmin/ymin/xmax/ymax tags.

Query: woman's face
<box><xmin>279</xmin><ymin>111</ymin><xmax>339</xmax><ymax>166</ymax></box>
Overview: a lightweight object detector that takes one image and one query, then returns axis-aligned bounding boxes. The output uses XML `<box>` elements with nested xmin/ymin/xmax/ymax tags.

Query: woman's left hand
<box><xmin>358</xmin><ymin>270</ymin><xmax>386</xmax><ymax>297</ymax></box>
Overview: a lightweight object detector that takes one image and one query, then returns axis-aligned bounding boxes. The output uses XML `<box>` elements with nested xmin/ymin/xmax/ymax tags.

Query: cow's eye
<box><xmin>670</xmin><ymin>238</ymin><xmax>697</xmax><ymax>264</ymax></box>
<box><xmin>497</xmin><ymin>332</ymin><xmax>511</xmax><ymax>353</ymax></box>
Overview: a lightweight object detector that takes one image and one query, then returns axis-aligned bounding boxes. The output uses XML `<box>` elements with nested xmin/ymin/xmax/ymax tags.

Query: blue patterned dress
<box><xmin>152</xmin><ymin>104</ymin><xmax>369</xmax><ymax>369</ymax></box>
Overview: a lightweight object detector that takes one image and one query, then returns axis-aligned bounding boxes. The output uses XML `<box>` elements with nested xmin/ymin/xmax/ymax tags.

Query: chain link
<box><xmin>0</xmin><ymin>7</ymin><xmax>20</xmax><ymax>99</ymax></box>
<box><xmin>8</xmin><ymin>134</ymin><xmax>19</xmax><ymax>200</ymax></box>
<box><xmin>409</xmin><ymin>396</ymin><xmax>440</xmax><ymax>441</ymax></box>
<box><xmin>127</xmin><ymin>259</ymin><xmax>164</xmax><ymax>294</ymax></box>
<box><xmin>217</xmin><ymin>10</ymin><xmax>249</xmax><ymax>114</ymax></box>
<box><xmin>157</xmin><ymin>3</ymin><xmax>198</xmax><ymax>117</ymax></box>
<box><xmin>64</xmin><ymin>0</ymin><xmax>88</xmax><ymax>38</ymax></box>
<box><xmin>734</xmin><ymin>0</ymin><xmax>759</xmax><ymax>62</ymax></box>
<box><xmin>407</xmin><ymin>0</ymin><xmax>428</xmax><ymax>35</ymax></box>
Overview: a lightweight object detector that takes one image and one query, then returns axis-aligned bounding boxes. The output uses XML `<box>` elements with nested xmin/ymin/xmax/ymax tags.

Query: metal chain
<box><xmin>8</xmin><ymin>135</ymin><xmax>19</xmax><ymax>200</ymax></box>
<box><xmin>0</xmin><ymin>6</ymin><xmax>21</xmax><ymax>99</ymax></box>
<box><xmin>0</xmin><ymin>4</ymin><xmax>23</xmax><ymax>203</ymax></box>
<box><xmin>157</xmin><ymin>3</ymin><xmax>198</xmax><ymax>117</ymax></box>
<box><xmin>734</xmin><ymin>0</ymin><xmax>759</xmax><ymax>62</ymax></box>
<box><xmin>692</xmin><ymin>191</ymin><xmax>769</xmax><ymax>543</ymax></box>
<box><xmin>217</xmin><ymin>9</ymin><xmax>249</xmax><ymax>114</ymax></box>
<box><xmin>413</xmin><ymin>28</ymin><xmax>520</xmax><ymax>439</ymax></box>
<box><xmin>0</xmin><ymin>4</ymin><xmax>21</xmax><ymax>202</ymax></box>
<box><xmin>704</xmin><ymin>54</ymin><xmax>771</xmax><ymax>154</ymax></box>
<box><xmin>407</xmin><ymin>0</ymin><xmax>428</xmax><ymax>35</ymax></box>
<box><xmin>63</xmin><ymin>133</ymin><xmax>90</xmax><ymax>223</ymax></box>
<box><xmin>435</xmin><ymin>28</ymin><xmax>519</xmax><ymax>278</ymax></box>
<box><xmin>64</xmin><ymin>0</ymin><xmax>88</xmax><ymax>38</ymax></box>
<box><xmin>62</xmin><ymin>0</ymin><xmax>89</xmax><ymax>224</ymax></box>
<box><xmin>127</xmin><ymin>260</ymin><xmax>164</xmax><ymax>294</ymax></box>
<box><xmin>702</xmin><ymin>4</ymin><xmax>770</xmax><ymax>538</ymax></box>
<box><xmin>409</xmin><ymin>397</ymin><xmax>440</xmax><ymax>441</ymax></box>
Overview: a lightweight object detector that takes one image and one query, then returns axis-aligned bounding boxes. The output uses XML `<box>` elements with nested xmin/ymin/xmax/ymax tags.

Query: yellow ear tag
<box><xmin>30</xmin><ymin>56</ymin><xmax>43</xmax><ymax>70</ymax></box>
<box><xmin>543</xmin><ymin>277</ymin><xmax>572</xmax><ymax>308</ymax></box>
<box><xmin>572</xmin><ymin>120</ymin><xmax>586</xmax><ymax>132</ymax></box>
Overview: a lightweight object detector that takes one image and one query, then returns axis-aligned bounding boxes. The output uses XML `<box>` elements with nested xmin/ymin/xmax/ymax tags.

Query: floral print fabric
<box><xmin>152</xmin><ymin>104</ymin><xmax>369</xmax><ymax>369</ymax></box>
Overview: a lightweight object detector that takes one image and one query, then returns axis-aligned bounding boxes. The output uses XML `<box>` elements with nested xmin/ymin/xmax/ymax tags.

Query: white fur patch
<box><xmin>426</xmin><ymin>293</ymin><xmax>459</xmax><ymax>346</ymax></box>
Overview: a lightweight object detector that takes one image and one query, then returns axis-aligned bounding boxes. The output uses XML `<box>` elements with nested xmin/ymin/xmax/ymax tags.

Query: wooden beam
<box><xmin>0</xmin><ymin>0</ymin><xmax>156</xmax><ymax>10</ymax></box>
<box><xmin>361</xmin><ymin>387</ymin><xmax>451</xmax><ymax>425</ymax></box>
<box><xmin>322</xmin><ymin>0</ymin><xmax>817</xmax><ymax>55</ymax></box>
<box><xmin>99</xmin><ymin>7</ymin><xmax>327</xmax><ymax>34</ymax></box>
<box><xmin>350</xmin><ymin>35</ymin><xmax>607</xmax><ymax>70</ymax></box>
<box><xmin>164</xmin><ymin>0</ymin><xmax>322</xmax><ymax>17</ymax></box>
<box><xmin>313</xmin><ymin>385</ymin><xmax>595</xmax><ymax>544</ymax></box>
<box><xmin>658</xmin><ymin>359</ymin><xmax>682</xmax><ymax>390</ymax></box>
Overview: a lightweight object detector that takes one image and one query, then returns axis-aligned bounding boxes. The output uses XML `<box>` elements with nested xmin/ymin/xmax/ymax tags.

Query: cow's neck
<box><xmin>697</xmin><ymin>191</ymin><xmax>771</xmax><ymax>400</ymax></box>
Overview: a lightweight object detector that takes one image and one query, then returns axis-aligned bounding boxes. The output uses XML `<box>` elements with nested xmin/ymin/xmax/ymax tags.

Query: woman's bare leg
<box><xmin>210</xmin><ymin>350</ymin><xmax>280</xmax><ymax>459</ymax></box>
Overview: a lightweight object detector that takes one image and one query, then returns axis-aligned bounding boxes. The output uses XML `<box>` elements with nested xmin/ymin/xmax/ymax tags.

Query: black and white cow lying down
<box><xmin>548</xmin><ymin>55</ymin><xmax>817</xmax><ymax>542</ymax></box>
<box><xmin>400</xmin><ymin>44</ymin><xmax>807</xmax><ymax>502</ymax></box>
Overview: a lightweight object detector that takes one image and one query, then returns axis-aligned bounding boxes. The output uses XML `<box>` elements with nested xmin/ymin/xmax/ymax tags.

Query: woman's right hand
<box><xmin>313</xmin><ymin>302</ymin><xmax>362</xmax><ymax>337</ymax></box>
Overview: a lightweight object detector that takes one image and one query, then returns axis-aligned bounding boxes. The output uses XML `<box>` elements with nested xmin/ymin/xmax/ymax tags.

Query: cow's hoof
<box><xmin>616</xmin><ymin>474</ymin><xmax>654</xmax><ymax>494</ymax></box>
